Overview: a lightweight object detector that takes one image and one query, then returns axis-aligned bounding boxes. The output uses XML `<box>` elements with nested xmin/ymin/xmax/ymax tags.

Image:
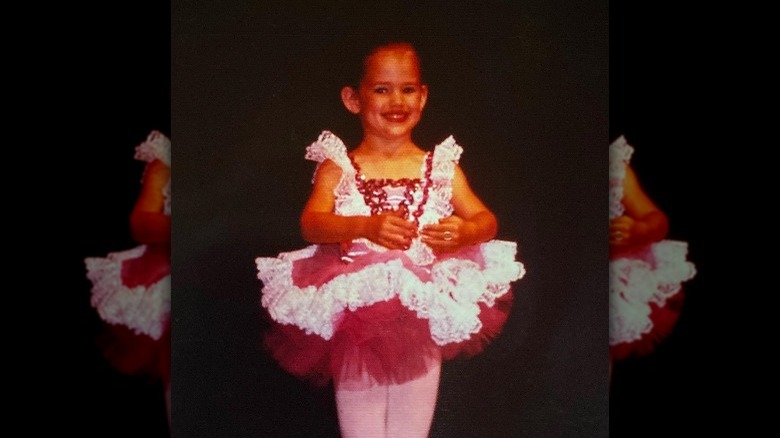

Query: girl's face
<box><xmin>344</xmin><ymin>46</ymin><xmax>428</xmax><ymax>142</ymax></box>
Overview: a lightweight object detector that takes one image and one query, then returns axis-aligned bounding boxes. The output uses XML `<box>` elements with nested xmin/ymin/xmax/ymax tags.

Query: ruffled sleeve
<box><xmin>134</xmin><ymin>131</ymin><xmax>172</xmax><ymax>216</ymax></box>
<box><xmin>134</xmin><ymin>131</ymin><xmax>171</xmax><ymax>166</ymax></box>
<box><xmin>305</xmin><ymin>131</ymin><xmax>355</xmax><ymax>182</ymax></box>
<box><xmin>306</xmin><ymin>131</ymin><xmax>369</xmax><ymax>217</ymax></box>
<box><xmin>609</xmin><ymin>135</ymin><xmax>634</xmax><ymax>219</ymax></box>
<box><xmin>423</xmin><ymin>135</ymin><xmax>462</xmax><ymax>222</ymax></box>
<box><xmin>430</xmin><ymin>135</ymin><xmax>462</xmax><ymax>179</ymax></box>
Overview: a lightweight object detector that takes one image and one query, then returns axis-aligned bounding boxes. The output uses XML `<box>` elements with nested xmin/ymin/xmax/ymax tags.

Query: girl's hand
<box><xmin>365</xmin><ymin>209</ymin><xmax>418</xmax><ymax>250</ymax></box>
<box><xmin>420</xmin><ymin>215</ymin><xmax>475</xmax><ymax>254</ymax></box>
<box><xmin>609</xmin><ymin>215</ymin><xmax>637</xmax><ymax>248</ymax></box>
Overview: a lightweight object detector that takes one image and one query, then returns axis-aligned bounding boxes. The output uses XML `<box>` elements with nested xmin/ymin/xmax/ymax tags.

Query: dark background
<box><xmin>24</xmin><ymin>0</ymin><xmax>748</xmax><ymax>437</ymax></box>
<box><xmin>29</xmin><ymin>0</ymin><xmax>744</xmax><ymax>435</ymax></box>
<box><xmin>609</xmin><ymin>2</ymin><xmax>736</xmax><ymax>436</ymax></box>
<box><xmin>173</xmin><ymin>1</ymin><xmax>608</xmax><ymax>437</ymax></box>
<box><xmin>41</xmin><ymin>2</ymin><xmax>171</xmax><ymax>436</ymax></box>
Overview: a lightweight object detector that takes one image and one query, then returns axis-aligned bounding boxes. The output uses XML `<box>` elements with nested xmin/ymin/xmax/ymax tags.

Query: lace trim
<box><xmin>132</xmin><ymin>131</ymin><xmax>172</xmax><ymax>215</ymax></box>
<box><xmin>85</xmin><ymin>245</ymin><xmax>171</xmax><ymax>340</ymax></box>
<box><xmin>257</xmin><ymin>240</ymin><xmax>525</xmax><ymax>345</ymax></box>
<box><xmin>134</xmin><ymin>130</ymin><xmax>171</xmax><ymax>166</ymax></box>
<box><xmin>609</xmin><ymin>135</ymin><xmax>634</xmax><ymax>219</ymax></box>
<box><xmin>609</xmin><ymin>240</ymin><xmax>696</xmax><ymax>345</ymax></box>
<box><xmin>350</xmin><ymin>152</ymin><xmax>433</xmax><ymax>224</ymax></box>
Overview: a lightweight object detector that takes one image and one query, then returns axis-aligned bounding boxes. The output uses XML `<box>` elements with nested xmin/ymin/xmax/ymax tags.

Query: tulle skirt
<box><xmin>257</xmin><ymin>241</ymin><xmax>523</xmax><ymax>389</ymax></box>
<box><xmin>609</xmin><ymin>240</ymin><xmax>695</xmax><ymax>360</ymax></box>
<box><xmin>85</xmin><ymin>243</ymin><xmax>171</xmax><ymax>377</ymax></box>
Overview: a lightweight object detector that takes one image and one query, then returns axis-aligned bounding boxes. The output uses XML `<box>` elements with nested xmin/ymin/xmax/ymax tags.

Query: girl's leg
<box><xmin>335</xmin><ymin>374</ymin><xmax>389</xmax><ymax>438</ymax></box>
<box><xmin>386</xmin><ymin>353</ymin><xmax>442</xmax><ymax>438</ymax></box>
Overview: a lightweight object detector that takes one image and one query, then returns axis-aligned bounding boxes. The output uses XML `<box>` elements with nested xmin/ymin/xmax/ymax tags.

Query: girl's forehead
<box><xmin>363</xmin><ymin>48</ymin><xmax>421</xmax><ymax>79</ymax></box>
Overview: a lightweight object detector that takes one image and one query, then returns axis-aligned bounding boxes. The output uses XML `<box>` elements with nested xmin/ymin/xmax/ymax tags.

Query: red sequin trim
<box><xmin>350</xmin><ymin>153</ymin><xmax>434</xmax><ymax>226</ymax></box>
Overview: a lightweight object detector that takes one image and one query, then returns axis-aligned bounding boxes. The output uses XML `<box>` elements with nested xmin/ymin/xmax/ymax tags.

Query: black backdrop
<box><xmin>609</xmin><ymin>2</ymin><xmax>733</xmax><ymax>436</ymax></box>
<box><xmin>43</xmin><ymin>1</ymin><xmax>171</xmax><ymax>436</ymax></box>
<box><xmin>32</xmin><ymin>1</ymin><xmax>746</xmax><ymax>436</ymax></box>
<box><xmin>173</xmin><ymin>1</ymin><xmax>608</xmax><ymax>437</ymax></box>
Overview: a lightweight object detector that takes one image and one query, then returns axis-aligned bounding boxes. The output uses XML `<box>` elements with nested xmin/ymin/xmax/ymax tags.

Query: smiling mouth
<box><xmin>383</xmin><ymin>112</ymin><xmax>410</xmax><ymax>122</ymax></box>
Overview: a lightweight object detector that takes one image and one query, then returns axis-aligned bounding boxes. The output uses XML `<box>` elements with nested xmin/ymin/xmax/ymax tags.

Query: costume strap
<box><xmin>609</xmin><ymin>135</ymin><xmax>634</xmax><ymax>219</ymax></box>
<box><xmin>430</xmin><ymin>135</ymin><xmax>462</xmax><ymax>184</ymax></box>
<box><xmin>609</xmin><ymin>135</ymin><xmax>634</xmax><ymax>183</ymax></box>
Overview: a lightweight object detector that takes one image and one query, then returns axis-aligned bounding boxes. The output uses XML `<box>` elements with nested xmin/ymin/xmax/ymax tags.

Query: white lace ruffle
<box><xmin>134</xmin><ymin>130</ymin><xmax>172</xmax><ymax>215</ymax></box>
<box><xmin>609</xmin><ymin>135</ymin><xmax>634</xmax><ymax>220</ymax></box>
<box><xmin>609</xmin><ymin>240</ymin><xmax>696</xmax><ymax>345</ymax></box>
<box><xmin>304</xmin><ymin>130</ymin><xmax>463</xmax><ymax>266</ymax></box>
<box><xmin>85</xmin><ymin>245</ymin><xmax>171</xmax><ymax>340</ymax></box>
<box><xmin>257</xmin><ymin>240</ymin><xmax>525</xmax><ymax>345</ymax></box>
<box><xmin>134</xmin><ymin>130</ymin><xmax>171</xmax><ymax>166</ymax></box>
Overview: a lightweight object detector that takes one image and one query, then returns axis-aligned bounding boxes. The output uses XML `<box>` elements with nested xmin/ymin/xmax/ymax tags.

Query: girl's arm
<box><xmin>300</xmin><ymin>160</ymin><xmax>418</xmax><ymax>250</ymax></box>
<box><xmin>610</xmin><ymin>165</ymin><xmax>669</xmax><ymax>250</ymax></box>
<box><xmin>130</xmin><ymin>159</ymin><xmax>171</xmax><ymax>244</ymax></box>
<box><xmin>421</xmin><ymin>165</ymin><xmax>497</xmax><ymax>252</ymax></box>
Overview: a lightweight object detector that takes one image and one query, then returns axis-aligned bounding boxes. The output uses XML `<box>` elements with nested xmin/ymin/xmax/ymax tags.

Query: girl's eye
<box><xmin>403</xmin><ymin>87</ymin><xmax>417</xmax><ymax>94</ymax></box>
<box><xmin>373</xmin><ymin>87</ymin><xmax>388</xmax><ymax>94</ymax></box>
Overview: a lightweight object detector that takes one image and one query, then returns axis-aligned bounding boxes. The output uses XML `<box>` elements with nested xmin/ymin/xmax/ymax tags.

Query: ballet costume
<box><xmin>609</xmin><ymin>136</ymin><xmax>696</xmax><ymax>360</ymax></box>
<box><xmin>84</xmin><ymin>131</ymin><xmax>171</xmax><ymax>414</ymax></box>
<box><xmin>255</xmin><ymin>131</ymin><xmax>526</xmax><ymax>391</ymax></box>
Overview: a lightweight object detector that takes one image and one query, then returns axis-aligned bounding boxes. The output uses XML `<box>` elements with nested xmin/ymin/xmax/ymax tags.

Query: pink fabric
<box><xmin>265</xmin><ymin>243</ymin><xmax>512</xmax><ymax>388</ymax></box>
<box><xmin>264</xmin><ymin>292</ymin><xmax>511</xmax><ymax>390</ymax></box>
<box><xmin>97</xmin><ymin>323</ymin><xmax>170</xmax><ymax>379</ymax></box>
<box><xmin>259</xmin><ymin>133</ymin><xmax>522</xmax><ymax>389</ymax></box>
<box><xmin>610</xmin><ymin>292</ymin><xmax>684</xmax><ymax>360</ymax></box>
<box><xmin>120</xmin><ymin>244</ymin><xmax>170</xmax><ymax>287</ymax></box>
<box><xmin>291</xmin><ymin>244</ymin><xmax>432</xmax><ymax>286</ymax></box>
<box><xmin>441</xmin><ymin>292</ymin><xmax>513</xmax><ymax>360</ymax></box>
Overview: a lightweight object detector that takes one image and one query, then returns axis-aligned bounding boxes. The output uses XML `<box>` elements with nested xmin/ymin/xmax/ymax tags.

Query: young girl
<box><xmin>85</xmin><ymin>130</ymin><xmax>172</xmax><ymax>423</ymax></box>
<box><xmin>255</xmin><ymin>42</ymin><xmax>525</xmax><ymax>437</ymax></box>
<box><xmin>609</xmin><ymin>135</ymin><xmax>696</xmax><ymax>372</ymax></box>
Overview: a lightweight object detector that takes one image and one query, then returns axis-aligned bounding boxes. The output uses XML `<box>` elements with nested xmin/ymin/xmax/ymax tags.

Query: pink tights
<box><xmin>334</xmin><ymin>357</ymin><xmax>441</xmax><ymax>438</ymax></box>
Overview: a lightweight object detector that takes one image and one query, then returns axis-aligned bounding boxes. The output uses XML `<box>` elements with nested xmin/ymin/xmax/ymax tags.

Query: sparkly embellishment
<box><xmin>349</xmin><ymin>153</ymin><xmax>434</xmax><ymax>225</ymax></box>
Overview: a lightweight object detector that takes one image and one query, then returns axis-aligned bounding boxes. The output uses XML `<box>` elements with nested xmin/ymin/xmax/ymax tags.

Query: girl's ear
<box><xmin>419</xmin><ymin>84</ymin><xmax>429</xmax><ymax>111</ymax></box>
<box><xmin>341</xmin><ymin>86</ymin><xmax>361</xmax><ymax>114</ymax></box>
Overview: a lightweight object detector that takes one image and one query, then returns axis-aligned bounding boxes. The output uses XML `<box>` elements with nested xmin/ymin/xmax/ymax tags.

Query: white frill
<box><xmin>257</xmin><ymin>240</ymin><xmax>525</xmax><ymax>345</ymax></box>
<box><xmin>85</xmin><ymin>245</ymin><xmax>171</xmax><ymax>340</ymax></box>
<box><xmin>609</xmin><ymin>135</ymin><xmax>633</xmax><ymax>220</ymax></box>
<box><xmin>134</xmin><ymin>130</ymin><xmax>171</xmax><ymax>166</ymax></box>
<box><xmin>134</xmin><ymin>130</ymin><xmax>171</xmax><ymax>215</ymax></box>
<box><xmin>609</xmin><ymin>240</ymin><xmax>696</xmax><ymax>345</ymax></box>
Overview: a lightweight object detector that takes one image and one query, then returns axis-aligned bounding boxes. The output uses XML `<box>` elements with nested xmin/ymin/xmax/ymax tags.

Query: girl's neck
<box><xmin>356</xmin><ymin>134</ymin><xmax>419</xmax><ymax>158</ymax></box>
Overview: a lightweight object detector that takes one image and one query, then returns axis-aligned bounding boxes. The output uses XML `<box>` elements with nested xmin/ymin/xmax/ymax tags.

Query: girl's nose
<box><xmin>390</xmin><ymin>89</ymin><xmax>403</xmax><ymax>104</ymax></box>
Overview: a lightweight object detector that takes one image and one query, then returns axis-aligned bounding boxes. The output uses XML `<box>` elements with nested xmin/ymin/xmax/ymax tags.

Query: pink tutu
<box><xmin>609</xmin><ymin>241</ymin><xmax>695</xmax><ymax>359</ymax></box>
<box><xmin>610</xmin><ymin>292</ymin><xmax>683</xmax><ymax>361</ymax></box>
<box><xmin>259</xmin><ymin>242</ymin><xmax>520</xmax><ymax>389</ymax></box>
<box><xmin>97</xmin><ymin>322</ymin><xmax>171</xmax><ymax>380</ymax></box>
<box><xmin>86</xmin><ymin>243</ymin><xmax>171</xmax><ymax>377</ymax></box>
<box><xmin>257</xmin><ymin>131</ymin><xmax>525</xmax><ymax>389</ymax></box>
